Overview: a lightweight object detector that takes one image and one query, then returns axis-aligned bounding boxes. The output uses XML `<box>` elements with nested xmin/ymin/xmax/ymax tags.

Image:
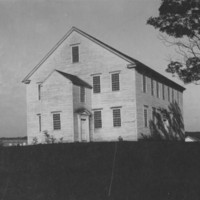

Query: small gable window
<box><xmin>72</xmin><ymin>46</ymin><xmax>79</xmax><ymax>63</ymax></box>
<box><xmin>38</xmin><ymin>84</ymin><xmax>41</xmax><ymax>100</ymax></box>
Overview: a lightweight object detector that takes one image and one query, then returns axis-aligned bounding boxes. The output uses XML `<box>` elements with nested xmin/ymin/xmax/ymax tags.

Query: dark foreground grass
<box><xmin>0</xmin><ymin>141</ymin><xmax>200</xmax><ymax>200</ymax></box>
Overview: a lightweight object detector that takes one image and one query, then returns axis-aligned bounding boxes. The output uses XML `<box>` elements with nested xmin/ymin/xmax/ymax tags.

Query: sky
<box><xmin>0</xmin><ymin>0</ymin><xmax>199</xmax><ymax>137</ymax></box>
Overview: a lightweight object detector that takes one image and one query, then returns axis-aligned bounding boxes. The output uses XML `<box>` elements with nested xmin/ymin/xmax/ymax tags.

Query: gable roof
<box><xmin>22</xmin><ymin>26</ymin><xmax>185</xmax><ymax>91</ymax></box>
<box><xmin>56</xmin><ymin>70</ymin><xmax>92</xmax><ymax>89</ymax></box>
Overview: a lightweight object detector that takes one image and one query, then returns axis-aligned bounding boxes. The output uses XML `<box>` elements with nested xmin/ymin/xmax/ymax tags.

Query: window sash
<box><xmin>94</xmin><ymin>111</ymin><xmax>102</xmax><ymax>128</ymax></box>
<box><xmin>93</xmin><ymin>76</ymin><xmax>101</xmax><ymax>93</ymax></box>
<box><xmin>53</xmin><ymin>113</ymin><xmax>61</xmax><ymax>130</ymax></box>
<box><xmin>112</xmin><ymin>73</ymin><xmax>120</xmax><ymax>91</ymax></box>
<box><xmin>72</xmin><ymin>46</ymin><xmax>79</xmax><ymax>63</ymax></box>
<box><xmin>80</xmin><ymin>87</ymin><xmax>85</xmax><ymax>103</ymax></box>
<box><xmin>113</xmin><ymin>109</ymin><xmax>121</xmax><ymax>127</ymax></box>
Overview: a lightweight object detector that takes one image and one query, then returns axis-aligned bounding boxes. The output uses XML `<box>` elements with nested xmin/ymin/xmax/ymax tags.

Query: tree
<box><xmin>141</xmin><ymin>102</ymin><xmax>185</xmax><ymax>141</ymax></box>
<box><xmin>147</xmin><ymin>0</ymin><xmax>200</xmax><ymax>84</ymax></box>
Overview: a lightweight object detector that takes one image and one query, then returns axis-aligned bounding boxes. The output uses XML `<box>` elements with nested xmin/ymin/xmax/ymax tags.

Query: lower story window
<box><xmin>144</xmin><ymin>106</ymin><xmax>148</xmax><ymax>127</ymax></box>
<box><xmin>113</xmin><ymin>108</ymin><xmax>121</xmax><ymax>127</ymax></box>
<box><xmin>37</xmin><ymin>114</ymin><xmax>41</xmax><ymax>132</ymax></box>
<box><xmin>94</xmin><ymin>110</ymin><xmax>102</xmax><ymax>128</ymax></box>
<box><xmin>53</xmin><ymin>113</ymin><xmax>61</xmax><ymax>130</ymax></box>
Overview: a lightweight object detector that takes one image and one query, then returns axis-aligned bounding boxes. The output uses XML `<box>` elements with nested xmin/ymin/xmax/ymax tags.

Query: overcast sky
<box><xmin>0</xmin><ymin>0</ymin><xmax>199</xmax><ymax>137</ymax></box>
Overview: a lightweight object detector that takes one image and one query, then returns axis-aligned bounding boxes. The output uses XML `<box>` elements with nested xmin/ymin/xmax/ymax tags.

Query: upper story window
<box><xmin>93</xmin><ymin>76</ymin><xmax>101</xmax><ymax>93</ymax></box>
<box><xmin>162</xmin><ymin>84</ymin><xmax>165</xmax><ymax>100</ymax></box>
<box><xmin>80</xmin><ymin>87</ymin><xmax>85</xmax><ymax>103</ymax></box>
<box><xmin>72</xmin><ymin>46</ymin><xmax>79</xmax><ymax>63</ymax></box>
<box><xmin>53</xmin><ymin>113</ymin><xmax>61</xmax><ymax>130</ymax></box>
<box><xmin>151</xmin><ymin>78</ymin><xmax>154</xmax><ymax>96</ymax></box>
<box><xmin>38</xmin><ymin>84</ymin><xmax>41</xmax><ymax>100</ymax></box>
<box><xmin>142</xmin><ymin>75</ymin><xmax>147</xmax><ymax>93</ymax></box>
<box><xmin>111</xmin><ymin>73</ymin><xmax>120</xmax><ymax>91</ymax></box>
<box><xmin>94</xmin><ymin>110</ymin><xmax>102</xmax><ymax>128</ymax></box>
<box><xmin>156</xmin><ymin>81</ymin><xmax>159</xmax><ymax>98</ymax></box>
<box><xmin>113</xmin><ymin>108</ymin><xmax>121</xmax><ymax>127</ymax></box>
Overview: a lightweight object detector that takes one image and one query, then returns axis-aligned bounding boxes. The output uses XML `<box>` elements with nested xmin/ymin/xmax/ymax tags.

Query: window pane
<box><xmin>53</xmin><ymin>113</ymin><xmax>61</xmax><ymax>130</ymax></box>
<box><xmin>113</xmin><ymin>109</ymin><xmax>121</xmax><ymax>127</ymax></box>
<box><xmin>72</xmin><ymin>46</ymin><xmax>79</xmax><ymax>63</ymax></box>
<box><xmin>94</xmin><ymin>111</ymin><xmax>102</xmax><ymax>128</ymax></box>
<box><xmin>93</xmin><ymin>76</ymin><xmax>101</xmax><ymax>93</ymax></box>
<box><xmin>112</xmin><ymin>73</ymin><xmax>120</xmax><ymax>91</ymax></box>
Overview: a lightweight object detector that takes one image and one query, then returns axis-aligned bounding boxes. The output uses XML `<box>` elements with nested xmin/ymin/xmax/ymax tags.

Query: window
<box><xmin>151</xmin><ymin>78</ymin><xmax>154</xmax><ymax>96</ymax></box>
<box><xmin>152</xmin><ymin>107</ymin><xmax>156</xmax><ymax>123</ymax></box>
<box><xmin>168</xmin><ymin>87</ymin><xmax>170</xmax><ymax>102</ymax></box>
<box><xmin>144</xmin><ymin>106</ymin><xmax>148</xmax><ymax>127</ymax></box>
<box><xmin>113</xmin><ymin>109</ymin><xmax>121</xmax><ymax>127</ymax></box>
<box><xmin>80</xmin><ymin>87</ymin><xmax>85</xmax><ymax>103</ymax></box>
<box><xmin>37</xmin><ymin>114</ymin><xmax>41</xmax><ymax>132</ymax></box>
<box><xmin>143</xmin><ymin>75</ymin><xmax>147</xmax><ymax>93</ymax></box>
<box><xmin>156</xmin><ymin>81</ymin><xmax>159</xmax><ymax>98</ymax></box>
<box><xmin>177</xmin><ymin>90</ymin><xmax>179</xmax><ymax>104</ymax></box>
<box><xmin>94</xmin><ymin>110</ymin><xmax>102</xmax><ymax>128</ymax></box>
<box><xmin>162</xmin><ymin>84</ymin><xmax>165</xmax><ymax>100</ymax></box>
<box><xmin>72</xmin><ymin>46</ymin><xmax>79</xmax><ymax>63</ymax></box>
<box><xmin>38</xmin><ymin>84</ymin><xmax>41</xmax><ymax>100</ymax></box>
<box><xmin>53</xmin><ymin>113</ymin><xmax>61</xmax><ymax>130</ymax></box>
<box><xmin>111</xmin><ymin>73</ymin><xmax>120</xmax><ymax>91</ymax></box>
<box><xmin>172</xmin><ymin>89</ymin><xmax>174</xmax><ymax>102</ymax></box>
<box><xmin>93</xmin><ymin>76</ymin><xmax>101</xmax><ymax>93</ymax></box>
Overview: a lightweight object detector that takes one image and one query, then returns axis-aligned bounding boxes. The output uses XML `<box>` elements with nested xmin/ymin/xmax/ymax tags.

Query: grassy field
<box><xmin>0</xmin><ymin>141</ymin><xmax>200</xmax><ymax>200</ymax></box>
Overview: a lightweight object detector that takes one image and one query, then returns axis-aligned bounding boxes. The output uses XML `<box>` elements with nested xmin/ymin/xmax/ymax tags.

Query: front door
<box><xmin>80</xmin><ymin>115</ymin><xmax>89</xmax><ymax>142</ymax></box>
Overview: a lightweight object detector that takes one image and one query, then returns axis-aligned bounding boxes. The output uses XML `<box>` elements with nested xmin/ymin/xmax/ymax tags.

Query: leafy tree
<box><xmin>147</xmin><ymin>0</ymin><xmax>200</xmax><ymax>84</ymax></box>
<box><xmin>141</xmin><ymin>102</ymin><xmax>185</xmax><ymax>141</ymax></box>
